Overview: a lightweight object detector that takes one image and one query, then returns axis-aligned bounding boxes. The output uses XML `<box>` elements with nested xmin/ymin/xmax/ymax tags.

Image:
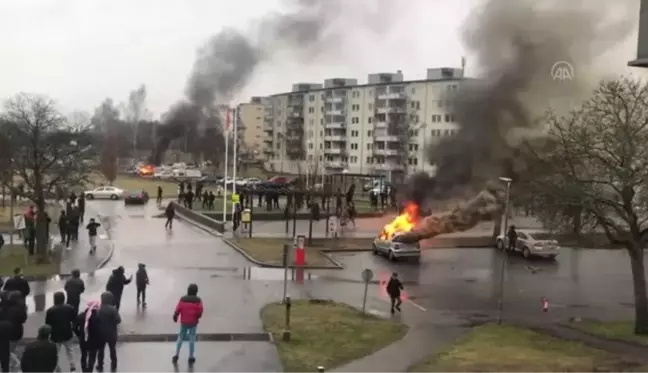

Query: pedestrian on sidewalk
<box><xmin>386</xmin><ymin>272</ymin><xmax>404</xmax><ymax>314</ymax></box>
<box><xmin>507</xmin><ymin>225</ymin><xmax>518</xmax><ymax>252</ymax></box>
<box><xmin>20</xmin><ymin>325</ymin><xmax>58</xmax><ymax>373</ymax></box>
<box><xmin>3</xmin><ymin>267</ymin><xmax>31</xmax><ymax>297</ymax></box>
<box><xmin>58</xmin><ymin>211</ymin><xmax>68</xmax><ymax>246</ymax></box>
<box><xmin>96</xmin><ymin>292</ymin><xmax>121</xmax><ymax>372</ymax></box>
<box><xmin>106</xmin><ymin>267</ymin><xmax>132</xmax><ymax>311</ymax></box>
<box><xmin>157</xmin><ymin>186</ymin><xmax>163</xmax><ymax>205</ymax></box>
<box><xmin>0</xmin><ymin>297</ymin><xmax>12</xmax><ymax>373</ymax></box>
<box><xmin>65</xmin><ymin>269</ymin><xmax>86</xmax><ymax>314</ymax></box>
<box><xmin>45</xmin><ymin>291</ymin><xmax>77</xmax><ymax>372</ymax></box>
<box><xmin>69</xmin><ymin>206</ymin><xmax>80</xmax><ymax>242</ymax></box>
<box><xmin>172</xmin><ymin>283</ymin><xmax>203</xmax><ymax>366</ymax></box>
<box><xmin>135</xmin><ymin>263</ymin><xmax>149</xmax><ymax>307</ymax></box>
<box><xmin>5</xmin><ymin>291</ymin><xmax>27</xmax><ymax>371</ymax></box>
<box><xmin>86</xmin><ymin>218</ymin><xmax>101</xmax><ymax>255</ymax></box>
<box><xmin>75</xmin><ymin>300</ymin><xmax>101</xmax><ymax>373</ymax></box>
<box><xmin>165</xmin><ymin>203</ymin><xmax>175</xmax><ymax>229</ymax></box>
<box><xmin>78</xmin><ymin>194</ymin><xmax>86</xmax><ymax>223</ymax></box>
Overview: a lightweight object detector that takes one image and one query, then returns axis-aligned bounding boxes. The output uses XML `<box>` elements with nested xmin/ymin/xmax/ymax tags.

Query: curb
<box><xmin>222</xmin><ymin>238</ymin><xmax>343</xmax><ymax>270</ymax></box>
<box><xmin>176</xmin><ymin>211</ymin><xmax>223</xmax><ymax>237</ymax></box>
<box><xmin>19</xmin><ymin>332</ymin><xmax>272</xmax><ymax>344</ymax></box>
<box><xmin>558</xmin><ymin>322</ymin><xmax>648</xmax><ymax>349</ymax></box>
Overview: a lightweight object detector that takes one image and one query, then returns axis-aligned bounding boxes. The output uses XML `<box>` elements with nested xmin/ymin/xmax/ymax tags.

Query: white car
<box><xmin>372</xmin><ymin>232</ymin><xmax>421</xmax><ymax>263</ymax></box>
<box><xmin>244</xmin><ymin>177</ymin><xmax>262</xmax><ymax>186</ymax></box>
<box><xmin>153</xmin><ymin>170</ymin><xmax>173</xmax><ymax>180</ymax></box>
<box><xmin>496</xmin><ymin>230</ymin><xmax>560</xmax><ymax>259</ymax></box>
<box><xmin>84</xmin><ymin>186</ymin><xmax>125</xmax><ymax>200</ymax></box>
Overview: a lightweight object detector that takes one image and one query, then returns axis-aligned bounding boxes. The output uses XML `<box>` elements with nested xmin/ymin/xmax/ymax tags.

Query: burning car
<box><xmin>372</xmin><ymin>203</ymin><xmax>421</xmax><ymax>262</ymax></box>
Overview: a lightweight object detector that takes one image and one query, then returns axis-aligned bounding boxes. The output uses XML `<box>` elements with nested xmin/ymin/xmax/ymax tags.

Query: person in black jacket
<box><xmin>45</xmin><ymin>291</ymin><xmax>77</xmax><ymax>372</ymax></box>
<box><xmin>386</xmin><ymin>272</ymin><xmax>404</xmax><ymax>314</ymax></box>
<box><xmin>165</xmin><ymin>203</ymin><xmax>175</xmax><ymax>229</ymax></box>
<box><xmin>21</xmin><ymin>325</ymin><xmax>58</xmax><ymax>372</ymax></box>
<box><xmin>65</xmin><ymin>269</ymin><xmax>86</xmax><ymax>314</ymax></box>
<box><xmin>135</xmin><ymin>263</ymin><xmax>149</xmax><ymax>307</ymax></box>
<box><xmin>96</xmin><ymin>292</ymin><xmax>121</xmax><ymax>372</ymax></box>
<box><xmin>58</xmin><ymin>211</ymin><xmax>68</xmax><ymax>245</ymax></box>
<box><xmin>75</xmin><ymin>300</ymin><xmax>102</xmax><ymax>373</ymax></box>
<box><xmin>0</xmin><ymin>300</ymin><xmax>11</xmax><ymax>373</ymax></box>
<box><xmin>6</xmin><ymin>291</ymin><xmax>27</xmax><ymax>370</ymax></box>
<box><xmin>105</xmin><ymin>267</ymin><xmax>132</xmax><ymax>311</ymax></box>
<box><xmin>86</xmin><ymin>218</ymin><xmax>101</xmax><ymax>254</ymax></box>
<box><xmin>78</xmin><ymin>194</ymin><xmax>86</xmax><ymax>223</ymax></box>
<box><xmin>3</xmin><ymin>267</ymin><xmax>30</xmax><ymax>297</ymax></box>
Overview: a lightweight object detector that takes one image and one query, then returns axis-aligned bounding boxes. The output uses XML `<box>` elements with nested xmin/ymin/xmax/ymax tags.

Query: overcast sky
<box><xmin>0</xmin><ymin>0</ymin><xmax>640</xmax><ymax>117</ymax></box>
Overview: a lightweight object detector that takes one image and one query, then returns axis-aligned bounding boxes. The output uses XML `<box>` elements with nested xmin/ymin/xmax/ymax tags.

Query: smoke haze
<box><xmin>152</xmin><ymin>0</ymin><xmax>398</xmax><ymax>164</ymax></box>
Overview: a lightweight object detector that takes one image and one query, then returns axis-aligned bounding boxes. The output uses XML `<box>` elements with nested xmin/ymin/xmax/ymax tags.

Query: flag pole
<box><xmin>232</xmin><ymin>106</ymin><xmax>238</xmax><ymax>204</ymax></box>
<box><xmin>223</xmin><ymin>108</ymin><xmax>230</xmax><ymax>223</ymax></box>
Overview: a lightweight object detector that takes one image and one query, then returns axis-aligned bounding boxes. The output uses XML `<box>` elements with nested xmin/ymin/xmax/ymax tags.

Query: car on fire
<box><xmin>124</xmin><ymin>190</ymin><xmax>149</xmax><ymax>205</ymax></box>
<box><xmin>496</xmin><ymin>230</ymin><xmax>560</xmax><ymax>260</ymax></box>
<box><xmin>372</xmin><ymin>232</ymin><xmax>421</xmax><ymax>263</ymax></box>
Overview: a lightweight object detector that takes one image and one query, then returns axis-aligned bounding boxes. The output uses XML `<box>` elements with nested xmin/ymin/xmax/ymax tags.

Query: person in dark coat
<box><xmin>6</xmin><ymin>291</ymin><xmax>27</xmax><ymax>370</ymax></box>
<box><xmin>45</xmin><ymin>291</ymin><xmax>77</xmax><ymax>372</ymax></box>
<box><xmin>386</xmin><ymin>272</ymin><xmax>404</xmax><ymax>314</ymax></box>
<box><xmin>64</xmin><ymin>269</ymin><xmax>86</xmax><ymax>314</ymax></box>
<box><xmin>0</xmin><ymin>298</ymin><xmax>12</xmax><ymax>373</ymax></box>
<box><xmin>3</xmin><ymin>267</ymin><xmax>30</xmax><ymax>297</ymax></box>
<box><xmin>96</xmin><ymin>292</ymin><xmax>121</xmax><ymax>372</ymax></box>
<box><xmin>135</xmin><ymin>263</ymin><xmax>149</xmax><ymax>307</ymax></box>
<box><xmin>75</xmin><ymin>300</ymin><xmax>102</xmax><ymax>373</ymax></box>
<box><xmin>105</xmin><ymin>267</ymin><xmax>132</xmax><ymax>311</ymax></box>
<box><xmin>157</xmin><ymin>186</ymin><xmax>163</xmax><ymax>205</ymax></box>
<box><xmin>78</xmin><ymin>194</ymin><xmax>86</xmax><ymax>223</ymax></box>
<box><xmin>20</xmin><ymin>325</ymin><xmax>58</xmax><ymax>372</ymax></box>
<box><xmin>58</xmin><ymin>211</ymin><xmax>68</xmax><ymax>245</ymax></box>
<box><xmin>165</xmin><ymin>203</ymin><xmax>175</xmax><ymax>229</ymax></box>
<box><xmin>507</xmin><ymin>225</ymin><xmax>518</xmax><ymax>252</ymax></box>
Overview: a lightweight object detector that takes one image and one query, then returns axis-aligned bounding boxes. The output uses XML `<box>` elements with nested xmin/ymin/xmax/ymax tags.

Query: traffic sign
<box><xmin>361</xmin><ymin>268</ymin><xmax>374</xmax><ymax>313</ymax></box>
<box><xmin>361</xmin><ymin>268</ymin><xmax>374</xmax><ymax>283</ymax></box>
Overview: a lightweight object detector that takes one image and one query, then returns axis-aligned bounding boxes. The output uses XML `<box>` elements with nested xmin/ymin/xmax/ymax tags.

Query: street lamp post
<box><xmin>497</xmin><ymin>176</ymin><xmax>512</xmax><ymax>325</ymax></box>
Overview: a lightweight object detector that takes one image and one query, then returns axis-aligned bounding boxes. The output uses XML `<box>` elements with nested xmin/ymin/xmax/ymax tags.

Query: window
<box><xmin>437</xmin><ymin>100</ymin><xmax>444</xmax><ymax>108</ymax></box>
<box><xmin>350</xmin><ymin>130</ymin><xmax>359</xmax><ymax>137</ymax></box>
<box><xmin>366</xmin><ymin>156</ymin><xmax>373</xmax><ymax>164</ymax></box>
<box><xmin>411</xmin><ymin>101</ymin><xmax>416</xmax><ymax>109</ymax></box>
<box><xmin>367</xmin><ymin>130</ymin><xmax>372</xmax><ymax>137</ymax></box>
<box><xmin>408</xmin><ymin>144</ymin><xmax>419</xmax><ymax>151</ymax></box>
<box><xmin>416</xmin><ymin>101</ymin><xmax>421</xmax><ymax>110</ymax></box>
<box><xmin>308</xmin><ymin>107</ymin><xmax>315</xmax><ymax>113</ymax></box>
<box><xmin>445</xmin><ymin>114</ymin><xmax>450</xmax><ymax>122</ymax></box>
<box><xmin>320</xmin><ymin>119</ymin><xmax>324</xmax><ymax>125</ymax></box>
<box><xmin>351</xmin><ymin>117</ymin><xmax>359</xmax><ymax>124</ymax></box>
<box><xmin>368</xmin><ymin>103</ymin><xmax>373</xmax><ymax>110</ymax></box>
<box><xmin>367</xmin><ymin>143</ymin><xmax>373</xmax><ymax>150</ymax></box>
<box><xmin>351</xmin><ymin>143</ymin><xmax>358</xmax><ymax>150</ymax></box>
<box><xmin>411</xmin><ymin>87</ymin><xmax>415</xmax><ymax>94</ymax></box>
<box><xmin>309</xmin><ymin>95</ymin><xmax>315</xmax><ymax>102</ymax></box>
<box><xmin>368</xmin><ymin>117</ymin><xmax>372</xmax><ymax>124</ymax></box>
<box><xmin>308</xmin><ymin>143</ymin><xmax>313</xmax><ymax>149</ymax></box>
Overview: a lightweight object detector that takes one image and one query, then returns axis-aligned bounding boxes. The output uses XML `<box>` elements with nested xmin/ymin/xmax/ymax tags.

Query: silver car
<box><xmin>372</xmin><ymin>232</ymin><xmax>421</xmax><ymax>262</ymax></box>
<box><xmin>84</xmin><ymin>186</ymin><xmax>125</xmax><ymax>200</ymax></box>
<box><xmin>496</xmin><ymin>230</ymin><xmax>560</xmax><ymax>259</ymax></box>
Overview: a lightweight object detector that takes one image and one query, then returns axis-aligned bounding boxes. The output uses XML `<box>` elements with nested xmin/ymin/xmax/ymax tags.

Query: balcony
<box><xmin>263</xmin><ymin>137</ymin><xmax>273</xmax><ymax>143</ymax></box>
<box><xmin>325</xmin><ymin>109</ymin><xmax>345</xmax><ymax>116</ymax></box>
<box><xmin>325</xmin><ymin>96</ymin><xmax>344</xmax><ymax>104</ymax></box>
<box><xmin>324</xmin><ymin>160</ymin><xmax>346</xmax><ymax>169</ymax></box>
<box><xmin>377</xmin><ymin>91</ymin><xmax>407</xmax><ymax>100</ymax></box>
<box><xmin>373</xmin><ymin>163</ymin><xmax>405</xmax><ymax>171</ymax></box>
<box><xmin>324</xmin><ymin>148</ymin><xmax>345</xmax><ymax>155</ymax></box>
<box><xmin>288</xmin><ymin>109</ymin><xmax>304</xmax><ymax>117</ymax></box>
<box><xmin>373</xmin><ymin>120</ymin><xmax>387</xmax><ymax>129</ymax></box>
<box><xmin>373</xmin><ymin>148</ymin><xmax>400</xmax><ymax>156</ymax></box>
<box><xmin>324</xmin><ymin>135</ymin><xmax>346</xmax><ymax>142</ymax></box>
<box><xmin>263</xmin><ymin>124</ymin><xmax>274</xmax><ymax>132</ymax></box>
<box><xmin>325</xmin><ymin>121</ymin><xmax>346</xmax><ymax>129</ymax></box>
<box><xmin>374</xmin><ymin>135</ymin><xmax>400</xmax><ymax>142</ymax></box>
<box><xmin>263</xmin><ymin>147</ymin><xmax>274</xmax><ymax>154</ymax></box>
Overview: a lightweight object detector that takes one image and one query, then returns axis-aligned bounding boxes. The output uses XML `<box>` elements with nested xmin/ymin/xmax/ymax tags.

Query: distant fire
<box><xmin>139</xmin><ymin>165</ymin><xmax>154</xmax><ymax>176</ymax></box>
<box><xmin>379</xmin><ymin>202</ymin><xmax>420</xmax><ymax>240</ymax></box>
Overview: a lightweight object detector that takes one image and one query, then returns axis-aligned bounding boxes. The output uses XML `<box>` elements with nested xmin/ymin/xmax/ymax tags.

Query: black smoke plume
<box><xmin>408</xmin><ymin>0</ymin><xmax>634</xmax><ymax>202</ymax></box>
<box><xmin>151</xmin><ymin>0</ymin><xmax>398</xmax><ymax>165</ymax></box>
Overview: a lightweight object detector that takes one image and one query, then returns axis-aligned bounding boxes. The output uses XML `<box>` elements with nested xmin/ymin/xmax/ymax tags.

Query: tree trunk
<box><xmin>572</xmin><ymin>207</ymin><xmax>582</xmax><ymax>235</ymax></box>
<box><xmin>628</xmin><ymin>243</ymin><xmax>648</xmax><ymax>334</ymax></box>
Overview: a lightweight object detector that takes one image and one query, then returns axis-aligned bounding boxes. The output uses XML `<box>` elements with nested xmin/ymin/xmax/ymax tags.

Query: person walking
<box><xmin>3</xmin><ymin>267</ymin><xmax>30</xmax><ymax>298</ymax></box>
<box><xmin>20</xmin><ymin>325</ymin><xmax>58</xmax><ymax>372</ymax></box>
<box><xmin>135</xmin><ymin>263</ymin><xmax>149</xmax><ymax>307</ymax></box>
<box><xmin>58</xmin><ymin>211</ymin><xmax>68</xmax><ymax>246</ymax></box>
<box><xmin>0</xmin><ymin>298</ymin><xmax>11</xmax><ymax>373</ymax></box>
<box><xmin>45</xmin><ymin>291</ymin><xmax>77</xmax><ymax>372</ymax></box>
<box><xmin>86</xmin><ymin>218</ymin><xmax>101</xmax><ymax>255</ymax></box>
<box><xmin>78</xmin><ymin>194</ymin><xmax>86</xmax><ymax>223</ymax></box>
<box><xmin>172</xmin><ymin>283</ymin><xmax>203</xmax><ymax>366</ymax></box>
<box><xmin>156</xmin><ymin>186</ymin><xmax>163</xmax><ymax>205</ymax></box>
<box><xmin>105</xmin><ymin>267</ymin><xmax>132</xmax><ymax>311</ymax></box>
<box><xmin>386</xmin><ymin>272</ymin><xmax>404</xmax><ymax>314</ymax></box>
<box><xmin>5</xmin><ymin>291</ymin><xmax>27</xmax><ymax>371</ymax></box>
<box><xmin>165</xmin><ymin>203</ymin><xmax>175</xmax><ymax>229</ymax></box>
<box><xmin>96</xmin><ymin>292</ymin><xmax>121</xmax><ymax>372</ymax></box>
<box><xmin>75</xmin><ymin>300</ymin><xmax>102</xmax><ymax>373</ymax></box>
<box><xmin>64</xmin><ymin>269</ymin><xmax>86</xmax><ymax>315</ymax></box>
<box><xmin>507</xmin><ymin>225</ymin><xmax>518</xmax><ymax>252</ymax></box>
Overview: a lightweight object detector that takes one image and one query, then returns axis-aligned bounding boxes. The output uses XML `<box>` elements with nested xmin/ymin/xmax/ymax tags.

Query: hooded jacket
<box><xmin>75</xmin><ymin>304</ymin><xmax>102</xmax><ymax>349</ymax></box>
<box><xmin>106</xmin><ymin>267</ymin><xmax>131</xmax><ymax>297</ymax></box>
<box><xmin>45</xmin><ymin>291</ymin><xmax>76</xmax><ymax>342</ymax></box>
<box><xmin>21</xmin><ymin>326</ymin><xmax>58</xmax><ymax>372</ymax></box>
<box><xmin>5</xmin><ymin>291</ymin><xmax>27</xmax><ymax>341</ymax></box>
<box><xmin>3</xmin><ymin>275</ymin><xmax>30</xmax><ymax>297</ymax></box>
<box><xmin>386</xmin><ymin>276</ymin><xmax>403</xmax><ymax>297</ymax></box>
<box><xmin>64</xmin><ymin>271</ymin><xmax>85</xmax><ymax>304</ymax></box>
<box><xmin>135</xmin><ymin>265</ymin><xmax>149</xmax><ymax>288</ymax></box>
<box><xmin>173</xmin><ymin>284</ymin><xmax>203</xmax><ymax>327</ymax></box>
<box><xmin>0</xmin><ymin>304</ymin><xmax>12</xmax><ymax>345</ymax></box>
<box><xmin>96</xmin><ymin>292</ymin><xmax>121</xmax><ymax>341</ymax></box>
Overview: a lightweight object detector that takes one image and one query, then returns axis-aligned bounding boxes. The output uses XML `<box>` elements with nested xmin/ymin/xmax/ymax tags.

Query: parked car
<box><xmin>244</xmin><ymin>177</ymin><xmax>262</xmax><ymax>186</ymax></box>
<box><xmin>84</xmin><ymin>186</ymin><xmax>124</xmax><ymax>200</ymax></box>
<box><xmin>495</xmin><ymin>230</ymin><xmax>560</xmax><ymax>259</ymax></box>
<box><xmin>124</xmin><ymin>190</ymin><xmax>149</xmax><ymax>205</ymax></box>
<box><xmin>153</xmin><ymin>170</ymin><xmax>174</xmax><ymax>180</ymax></box>
<box><xmin>372</xmin><ymin>232</ymin><xmax>421</xmax><ymax>263</ymax></box>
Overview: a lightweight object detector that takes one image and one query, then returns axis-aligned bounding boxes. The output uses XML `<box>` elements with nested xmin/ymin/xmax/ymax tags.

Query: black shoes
<box><xmin>188</xmin><ymin>357</ymin><xmax>196</xmax><ymax>365</ymax></box>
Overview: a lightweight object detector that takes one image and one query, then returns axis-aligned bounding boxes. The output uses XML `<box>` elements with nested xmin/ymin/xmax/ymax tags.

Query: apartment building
<box><xmin>261</xmin><ymin>68</ymin><xmax>464</xmax><ymax>183</ymax></box>
<box><xmin>236</xmin><ymin>97</ymin><xmax>266</xmax><ymax>160</ymax></box>
<box><xmin>630</xmin><ymin>0</ymin><xmax>648</xmax><ymax>67</ymax></box>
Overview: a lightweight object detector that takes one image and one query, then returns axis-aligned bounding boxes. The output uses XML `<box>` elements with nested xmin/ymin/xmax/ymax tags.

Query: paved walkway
<box><xmin>59</xmin><ymin>206</ymin><xmax>113</xmax><ymax>275</ymax></box>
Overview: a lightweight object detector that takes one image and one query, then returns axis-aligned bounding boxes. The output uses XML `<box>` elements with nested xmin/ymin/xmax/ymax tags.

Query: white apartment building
<box><xmin>261</xmin><ymin>68</ymin><xmax>464</xmax><ymax>183</ymax></box>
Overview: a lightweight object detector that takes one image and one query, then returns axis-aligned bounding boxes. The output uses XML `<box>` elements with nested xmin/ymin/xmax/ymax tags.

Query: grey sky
<box><xmin>0</xmin><ymin>0</ymin><xmax>640</xmax><ymax>118</ymax></box>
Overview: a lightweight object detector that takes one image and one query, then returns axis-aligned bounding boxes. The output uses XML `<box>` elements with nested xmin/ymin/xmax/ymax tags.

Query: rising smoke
<box><xmin>152</xmin><ymin>0</ymin><xmax>398</xmax><ymax>165</ymax></box>
<box><xmin>400</xmin><ymin>0</ymin><xmax>635</xmax><ymax>241</ymax></box>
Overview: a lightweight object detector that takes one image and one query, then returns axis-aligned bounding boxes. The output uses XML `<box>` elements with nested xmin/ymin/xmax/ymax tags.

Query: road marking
<box><xmin>406</xmin><ymin>299</ymin><xmax>427</xmax><ymax>311</ymax></box>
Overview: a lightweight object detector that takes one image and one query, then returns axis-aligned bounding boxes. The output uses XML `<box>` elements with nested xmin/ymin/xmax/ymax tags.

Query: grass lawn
<box><xmin>409</xmin><ymin>324</ymin><xmax>645</xmax><ymax>372</ymax></box>
<box><xmin>232</xmin><ymin>237</ymin><xmax>374</xmax><ymax>267</ymax></box>
<box><xmin>262</xmin><ymin>299</ymin><xmax>408</xmax><ymax>372</ymax></box>
<box><xmin>0</xmin><ymin>200</ymin><xmax>61</xmax><ymax>233</ymax></box>
<box><xmin>576</xmin><ymin>320</ymin><xmax>648</xmax><ymax>346</ymax></box>
<box><xmin>0</xmin><ymin>244</ymin><xmax>60</xmax><ymax>277</ymax></box>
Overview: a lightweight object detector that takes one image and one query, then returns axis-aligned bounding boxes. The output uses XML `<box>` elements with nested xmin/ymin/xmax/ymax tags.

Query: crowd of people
<box><xmin>0</xmin><ymin>264</ymin><xmax>203</xmax><ymax>372</ymax></box>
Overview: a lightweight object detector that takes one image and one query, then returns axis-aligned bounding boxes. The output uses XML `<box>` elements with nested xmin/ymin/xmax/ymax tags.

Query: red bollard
<box><xmin>541</xmin><ymin>297</ymin><xmax>549</xmax><ymax>312</ymax></box>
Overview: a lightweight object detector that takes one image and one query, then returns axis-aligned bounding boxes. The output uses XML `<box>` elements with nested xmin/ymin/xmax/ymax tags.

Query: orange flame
<box><xmin>140</xmin><ymin>165</ymin><xmax>154</xmax><ymax>175</ymax></box>
<box><xmin>379</xmin><ymin>202</ymin><xmax>419</xmax><ymax>240</ymax></box>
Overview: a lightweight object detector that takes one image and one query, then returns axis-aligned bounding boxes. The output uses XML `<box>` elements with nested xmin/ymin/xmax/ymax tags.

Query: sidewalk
<box><xmin>59</xmin><ymin>208</ymin><xmax>113</xmax><ymax>275</ymax></box>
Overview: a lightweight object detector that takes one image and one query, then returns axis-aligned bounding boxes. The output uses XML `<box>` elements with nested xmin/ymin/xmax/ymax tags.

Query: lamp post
<box><xmin>497</xmin><ymin>176</ymin><xmax>512</xmax><ymax>325</ymax></box>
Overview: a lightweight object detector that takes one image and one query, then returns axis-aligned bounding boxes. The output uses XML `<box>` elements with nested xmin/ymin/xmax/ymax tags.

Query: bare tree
<box><xmin>123</xmin><ymin>85</ymin><xmax>147</xmax><ymax>156</ymax></box>
<box><xmin>100</xmin><ymin>133</ymin><xmax>119</xmax><ymax>184</ymax></box>
<box><xmin>524</xmin><ymin>78</ymin><xmax>648</xmax><ymax>333</ymax></box>
<box><xmin>1</xmin><ymin>93</ymin><xmax>97</xmax><ymax>260</ymax></box>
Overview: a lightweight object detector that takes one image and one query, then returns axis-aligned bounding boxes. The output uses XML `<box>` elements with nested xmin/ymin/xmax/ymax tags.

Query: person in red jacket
<box><xmin>172</xmin><ymin>284</ymin><xmax>203</xmax><ymax>366</ymax></box>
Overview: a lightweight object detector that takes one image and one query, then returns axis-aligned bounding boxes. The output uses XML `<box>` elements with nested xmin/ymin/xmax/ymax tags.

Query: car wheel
<box><xmin>86</xmin><ymin>194</ymin><xmax>94</xmax><ymax>200</ymax></box>
<box><xmin>388</xmin><ymin>250</ymin><xmax>396</xmax><ymax>262</ymax></box>
<box><xmin>411</xmin><ymin>256</ymin><xmax>421</xmax><ymax>264</ymax></box>
<box><xmin>496</xmin><ymin>240</ymin><xmax>504</xmax><ymax>250</ymax></box>
<box><xmin>110</xmin><ymin>194</ymin><xmax>118</xmax><ymax>200</ymax></box>
<box><xmin>522</xmin><ymin>247</ymin><xmax>531</xmax><ymax>259</ymax></box>
<box><xmin>372</xmin><ymin>244</ymin><xmax>379</xmax><ymax>255</ymax></box>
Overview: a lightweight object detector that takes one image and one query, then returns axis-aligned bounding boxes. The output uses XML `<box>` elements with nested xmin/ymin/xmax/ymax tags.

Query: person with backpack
<box><xmin>172</xmin><ymin>284</ymin><xmax>203</xmax><ymax>366</ymax></box>
<box><xmin>86</xmin><ymin>218</ymin><xmax>101</xmax><ymax>255</ymax></box>
<box><xmin>45</xmin><ymin>292</ymin><xmax>77</xmax><ymax>372</ymax></box>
